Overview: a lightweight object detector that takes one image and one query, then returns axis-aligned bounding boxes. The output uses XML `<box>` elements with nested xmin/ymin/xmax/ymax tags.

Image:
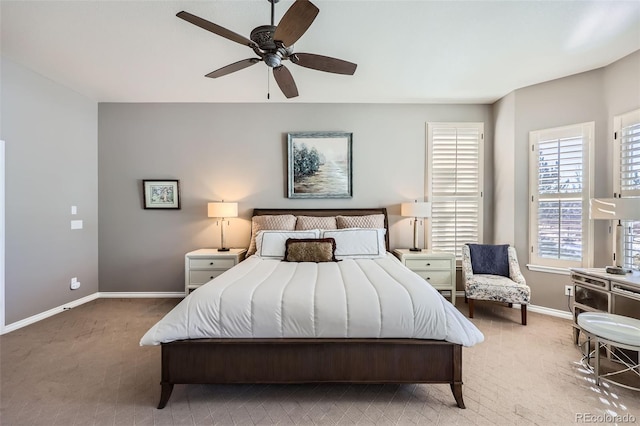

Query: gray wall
<box><xmin>493</xmin><ymin>92</ymin><xmax>516</xmax><ymax>245</ymax></box>
<box><xmin>1</xmin><ymin>58</ymin><xmax>99</xmax><ymax>324</ymax></box>
<box><xmin>4</xmin><ymin>48</ymin><xmax>637</xmax><ymax>322</ymax></box>
<box><xmin>98</xmin><ymin>103</ymin><xmax>493</xmax><ymax>292</ymax></box>
<box><xmin>492</xmin><ymin>49</ymin><xmax>640</xmax><ymax>311</ymax></box>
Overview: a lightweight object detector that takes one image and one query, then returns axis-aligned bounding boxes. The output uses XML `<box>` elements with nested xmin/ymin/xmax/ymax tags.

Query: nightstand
<box><xmin>184</xmin><ymin>248</ymin><xmax>247</xmax><ymax>294</ymax></box>
<box><xmin>393</xmin><ymin>249</ymin><xmax>457</xmax><ymax>304</ymax></box>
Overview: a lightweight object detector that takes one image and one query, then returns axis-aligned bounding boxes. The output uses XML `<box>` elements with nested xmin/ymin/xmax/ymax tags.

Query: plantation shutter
<box><xmin>529</xmin><ymin>122</ymin><xmax>593</xmax><ymax>268</ymax></box>
<box><xmin>614</xmin><ymin>109</ymin><xmax>640</xmax><ymax>268</ymax></box>
<box><xmin>617</xmin><ymin>110</ymin><xmax>640</xmax><ymax>198</ymax></box>
<box><xmin>427</xmin><ymin>123</ymin><xmax>483</xmax><ymax>258</ymax></box>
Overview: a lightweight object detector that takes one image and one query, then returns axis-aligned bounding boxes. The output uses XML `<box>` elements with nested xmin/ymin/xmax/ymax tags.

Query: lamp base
<box><xmin>217</xmin><ymin>248</ymin><xmax>231</xmax><ymax>252</ymax></box>
<box><xmin>409</xmin><ymin>248</ymin><xmax>422</xmax><ymax>252</ymax></box>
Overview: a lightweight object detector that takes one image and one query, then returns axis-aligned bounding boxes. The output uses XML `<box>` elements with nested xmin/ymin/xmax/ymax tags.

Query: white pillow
<box><xmin>255</xmin><ymin>230</ymin><xmax>320</xmax><ymax>259</ymax></box>
<box><xmin>321</xmin><ymin>228</ymin><xmax>387</xmax><ymax>259</ymax></box>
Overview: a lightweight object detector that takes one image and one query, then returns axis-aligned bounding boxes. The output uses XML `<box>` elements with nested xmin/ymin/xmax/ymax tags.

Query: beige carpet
<box><xmin>1</xmin><ymin>298</ymin><xmax>638</xmax><ymax>425</ymax></box>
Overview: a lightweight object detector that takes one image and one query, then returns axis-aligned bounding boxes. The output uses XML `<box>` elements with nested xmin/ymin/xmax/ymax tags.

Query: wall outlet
<box><xmin>564</xmin><ymin>285</ymin><xmax>573</xmax><ymax>297</ymax></box>
<box><xmin>70</xmin><ymin>277</ymin><xmax>81</xmax><ymax>290</ymax></box>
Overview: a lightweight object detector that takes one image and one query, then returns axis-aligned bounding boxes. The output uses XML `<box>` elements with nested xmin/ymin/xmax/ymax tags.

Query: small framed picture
<box><xmin>143</xmin><ymin>180</ymin><xmax>180</xmax><ymax>209</ymax></box>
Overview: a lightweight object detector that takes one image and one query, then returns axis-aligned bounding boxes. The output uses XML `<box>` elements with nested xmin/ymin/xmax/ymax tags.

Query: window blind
<box><xmin>615</xmin><ymin>109</ymin><xmax>640</xmax><ymax>268</ymax></box>
<box><xmin>427</xmin><ymin>123</ymin><xmax>483</xmax><ymax>258</ymax></box>
<box><xmin>536</xmin><ymin>135</ymin><xmax>583</xmax><ymax>261</ymax></box>
<box><xmin>618</xmin><ymin>117</ymin><xmax>640</xmax><ymax>197</ymax></box>
<box><xmin>529</xmin><ymin>122</ymin><xmax>593</xmax><ymax>268</ymax></box>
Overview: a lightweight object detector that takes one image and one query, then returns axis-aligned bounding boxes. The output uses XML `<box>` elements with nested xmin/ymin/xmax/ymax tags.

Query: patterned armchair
<box><xmin>462</xmin><ymin>244</ymin><xmax>531</xmax><ymax>325</ymax></box>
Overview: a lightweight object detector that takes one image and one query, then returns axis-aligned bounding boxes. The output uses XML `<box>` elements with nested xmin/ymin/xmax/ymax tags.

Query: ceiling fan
<box><xmin>177</xmin><ymin>0</ymin><xmax>357</xmax><ymax>99</ymax></box>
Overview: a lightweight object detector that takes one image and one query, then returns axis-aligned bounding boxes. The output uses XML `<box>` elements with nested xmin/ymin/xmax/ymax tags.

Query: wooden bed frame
<box><xmin>157</xmin><ymin>208</ymin><xmax>465</xmax><ymax>409</ymax></box>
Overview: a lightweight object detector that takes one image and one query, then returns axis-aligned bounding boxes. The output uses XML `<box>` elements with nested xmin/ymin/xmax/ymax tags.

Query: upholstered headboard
<box><xmin>252</xmin><ymin>208</ymin><xmax>390</xmax><ymax>251</ymax></box>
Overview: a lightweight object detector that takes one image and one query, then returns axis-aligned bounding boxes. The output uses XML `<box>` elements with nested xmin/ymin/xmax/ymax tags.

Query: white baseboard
<box><xmin>2</xmin><ymin>292</ymin><xmax>100</xmax><ymax>334</ymax></box>
<box><xmin>1</xmin><ymin>290</ymin><xmax>573</xmax><ymax>335</ymax></box>
<box><xmin>450</xmin><ymin>290</ymin><xmax>572</xmax><ymax>320</ymax></box>
<box><xmin>1</xmin><ymin>291</ymin><xmax>185</xmax><ymax>335</ymax></box>
<box><xmin>98</xmin><ymin>292</ymin><xmax>185</xmax><ymax>299</ymax></box>
<box><xmin>524</xmin><ymin>304</ymin><xmax>572</xmax><ymax>320</ymax></box>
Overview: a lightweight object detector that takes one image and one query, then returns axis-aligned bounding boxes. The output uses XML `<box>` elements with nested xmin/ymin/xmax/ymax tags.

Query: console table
<box><xmin>570</xmin><ymin>268</ymin><xmax>640</xmax><ymax>344</ymax></box>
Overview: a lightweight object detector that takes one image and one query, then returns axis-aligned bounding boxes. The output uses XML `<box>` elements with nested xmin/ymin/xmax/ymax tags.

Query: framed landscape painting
<box><xmin>287</xmin><ymin>132</ymin><xmax>353</xmax><ymax>199</ymax></box>
<box><xmin>143</xmin><ymin>180</ymin><xmax>180</xmax><ymax>209</ymax></box>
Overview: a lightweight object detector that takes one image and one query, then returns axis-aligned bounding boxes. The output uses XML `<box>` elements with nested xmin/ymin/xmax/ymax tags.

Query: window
<box><xmin>427</xmin><ymin>122</ymin><xmax>483</xmax><ymax>258</ymax></box>
<box><xmin>529</xmin><ymin>122</ymin><xmax>594</xmax><ymax>270</ymax></box>
<box><xmin>613</xmin><ymin>109</ymin><xmax>640</xmax><ymax>269</ymax></box>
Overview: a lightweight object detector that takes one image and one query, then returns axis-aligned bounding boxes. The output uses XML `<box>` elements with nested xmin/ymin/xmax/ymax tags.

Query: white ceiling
<box><xmin>1</xmin><ymin>0</ymin><xmax>639</xmax><ymax>104</ymax></box>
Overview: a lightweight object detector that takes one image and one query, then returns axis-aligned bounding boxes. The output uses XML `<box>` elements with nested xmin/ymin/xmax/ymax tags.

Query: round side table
<box><xmin>577</xmin><ymin>312</ymin><xmax>640</xmax><ymax>391</ymax></box>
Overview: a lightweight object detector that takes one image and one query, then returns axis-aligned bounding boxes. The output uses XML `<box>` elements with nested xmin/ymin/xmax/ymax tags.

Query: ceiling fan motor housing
<box><xmin>250</xmin><ymin>25</ymin><xmax>294</xmax><ymax>68</ymax></box>
<box><xmin>250</xmin><ymin>25</ymin><xmax>278</xmax><ymax>50</ymax></box>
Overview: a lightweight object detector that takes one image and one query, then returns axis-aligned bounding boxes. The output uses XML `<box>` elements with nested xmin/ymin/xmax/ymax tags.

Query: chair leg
<box><xmin>521</xmin><ymin>304</ymin><xmax>527</xmax><ymax>325</ymax></box>
<box><xmin>508</xmin><ymin>303</ymin><xmax>513</xmax><ymax>308</ymax></box>
<box><xmin>464</xmin><ymin>293</ymin><xmax>468</xmax><ymax>303</ymax></box>
<box><xmin>468</xmin><ymin>299</ymin><xmax>474</xmax><ymax>318</ymax></box>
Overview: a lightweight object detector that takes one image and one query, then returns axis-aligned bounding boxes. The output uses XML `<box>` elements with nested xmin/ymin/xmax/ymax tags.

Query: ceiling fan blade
<box><xmin>177</xmin><ymin>11</ymin><xmax>257</xmax><ymax>48</ymax></box>
<box><xmin>273</xmin><ymin>0</ymin><xmax>319</xmax><ymax>47</ymax></box>
<box><xmin>205</xmin><ymin>58</ymin><xmax>261</xmax><ymax>79</ymax></box>
<box><xmin>292</xmin><ymin>53</ymin><xmax>357</xmax><ymax>75</ymax></box>
<box><xmin>273</xmin><ymin>65</ymin><xmax>299</xmax><ymax>98</ymax></box>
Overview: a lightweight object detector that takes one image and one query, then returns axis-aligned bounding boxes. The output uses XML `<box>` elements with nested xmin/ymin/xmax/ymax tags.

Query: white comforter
<box><xmin>140</xmin><ymin>254</ymin><xmax>484</xmax><ymax>347</ymax></box>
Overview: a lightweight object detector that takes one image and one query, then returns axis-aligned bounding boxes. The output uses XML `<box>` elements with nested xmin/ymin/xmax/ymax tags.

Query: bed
<box><xmin>141</xmin><ymin>208</ymin><xmax>484</xmax><ymax>409</ymax></box>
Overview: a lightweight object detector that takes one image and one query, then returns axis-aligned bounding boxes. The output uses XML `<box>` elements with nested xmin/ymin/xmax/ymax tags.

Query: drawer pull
<box><xmin>427</xmin><ymin>277</ymin><xmax>431</xmax><ymax>280</ymax></box>
<box><xmin>210</xmin><ymin>262</ymin><xmax>214</xmax><ymax>265</ymax></box>
<box><xmin>426</xmin><ymin>263</ymin><xmax>431</xmax><ymax>266</ymax></box>
<box><xmin>210</xmin><ymin>276</ymin><xmax>214</xmax><ymax>279</ymax></box>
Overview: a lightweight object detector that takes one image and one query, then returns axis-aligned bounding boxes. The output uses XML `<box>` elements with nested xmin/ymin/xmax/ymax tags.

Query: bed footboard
<box><xmin>157</xmin><ymin>338</ymin><xmax>464</xmax><ymax>409</ymax></box>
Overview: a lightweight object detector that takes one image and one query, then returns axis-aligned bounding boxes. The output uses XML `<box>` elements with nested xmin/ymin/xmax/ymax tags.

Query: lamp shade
<box><xmin>401</xmin><ymin>201</ymin><xmax>432</xmax><ymax>218</ymax></box>
<box><xmin>589</xmin><ymin>198</ymin><xmax>640</xmax><ymax>220</ymax></box>
<box><xmin>208</xmin><ymin>202</ymin><xmax>238</xmax><ymax>218</ymax></box>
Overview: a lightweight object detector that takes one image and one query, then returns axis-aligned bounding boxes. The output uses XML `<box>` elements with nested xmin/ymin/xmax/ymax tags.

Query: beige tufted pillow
<box><xmin>336</xmin><ymin>214</ymin><xmax>385</xmax><ymax>229</ymax></box>
<box><xmin>295</xmin><ymin>216</ymin><xmax>337</xmax><ymax>230</ymax></box>
<box><xmin>247</xmin><ymin>215</ymin><xmax>297</xmax><ymax>256</ymax></box>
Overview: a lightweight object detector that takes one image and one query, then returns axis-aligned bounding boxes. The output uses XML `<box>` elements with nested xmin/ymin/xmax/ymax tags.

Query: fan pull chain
<box><xmin>267</xmin><ymin>68</ymin><xmax>270</xmax><ymax>100</ymax></box>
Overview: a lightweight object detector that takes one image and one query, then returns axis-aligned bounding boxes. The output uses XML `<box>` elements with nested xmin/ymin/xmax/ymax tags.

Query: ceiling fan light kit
<box><xmin>177</xmin><ymin>0</ymin><xmax>357</xmax><ymax>99</ymax></box>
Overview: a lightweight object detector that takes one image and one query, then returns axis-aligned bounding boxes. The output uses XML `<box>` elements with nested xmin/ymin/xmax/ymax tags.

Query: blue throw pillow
<box><xmin>467</xmin><ymin>244</ymin><xmax>510</xmax><ymax>277</ymax></box>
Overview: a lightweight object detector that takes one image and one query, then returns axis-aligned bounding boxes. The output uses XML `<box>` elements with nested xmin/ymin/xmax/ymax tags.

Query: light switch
<box><xmin>71</xmin><ymin>206</ymin><xmax>77</xmax><ymax>215</ymax></box>
<box><xmin>71</xmin><ymin>220</ymin><xmax>83</xmax><ymax>230</ymax></box>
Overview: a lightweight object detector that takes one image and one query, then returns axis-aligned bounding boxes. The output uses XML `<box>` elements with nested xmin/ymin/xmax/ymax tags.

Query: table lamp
<box><xmin>589</xmin><ymin>197</ymin><xmax>640</xmax><ymax>274</ymax></box>
<box><xmin>208</xmin><ymin>201</ymin><xmax>238</xmax><ymax>252</ymax></box>
<box><xmin>401</xmin><ymin>200</ymin><xmax>432</xmax><ymax>251</ymax></box>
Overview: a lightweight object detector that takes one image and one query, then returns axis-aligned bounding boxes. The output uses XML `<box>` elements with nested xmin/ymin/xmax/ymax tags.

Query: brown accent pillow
<box><xmin>284</xmin><ymin>238</ymin><xmax>337</xmax><ymax>263</ymax></box>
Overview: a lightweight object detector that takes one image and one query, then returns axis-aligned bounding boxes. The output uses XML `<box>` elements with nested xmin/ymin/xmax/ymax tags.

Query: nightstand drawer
<box><xmin>393</xmin><ymin>249</ymin><xmax>456</xmax><ymax>304</ymax></box>
<box><xmin>190</xmin><ymin>270</ymin><xmax>226</xmax><ymax>284</ymax></box>
<box><xmin>405</xmin><ymin>258</ymin><xmax>451</xmax><ymax>270</ymax></box>
<box><xmin>413</xmin><ymin>270</ymin><xmax>452</xmax><ymax>285</ymax></box>
<box><xmin>185</xmin><ymin>249</ymin><xmax>247</xmax><ymax>295</ymax></box>
<box><xmin>190</xmin><ymin>258</ymin><xmax>236</xmax><ymax>269</ymax></box>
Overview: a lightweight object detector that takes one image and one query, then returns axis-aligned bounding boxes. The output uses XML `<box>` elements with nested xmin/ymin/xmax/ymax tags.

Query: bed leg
<box><xmin>450</xmin><ymin>382</ymin><xmax>466</xmax><ymax>409</ymax></box>
<box><xmin>451</xmin><ymin>344</ymin><xmax>465</xmax><ymax>408</ymax></box>
<box><xmin>157</xmin><ymin>382</ymin><xmax>174</xmax><ymax>409</ymax></box>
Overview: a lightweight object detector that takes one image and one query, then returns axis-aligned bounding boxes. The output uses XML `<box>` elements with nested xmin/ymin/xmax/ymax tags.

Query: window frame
<box><xmin>528</xmin><ymin>122</ymin><xmax>594</xmax><ymax>270</ymax></box>
<box><xmin>426</xmin><ymin>122</ymin><xmax>484</xmax><ymax>259</ymax></box>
